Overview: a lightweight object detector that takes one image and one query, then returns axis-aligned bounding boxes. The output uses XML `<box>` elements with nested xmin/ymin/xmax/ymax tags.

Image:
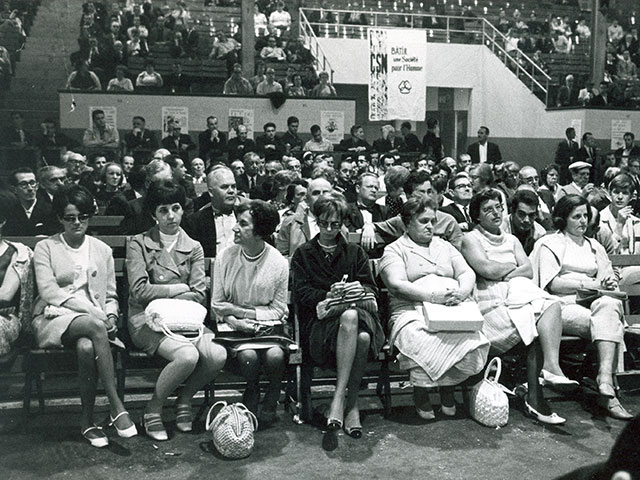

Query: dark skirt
<box><xmin>308</xmin><ymin>306</ymin><xmax>385</xmax><ymax>369</ymax></box>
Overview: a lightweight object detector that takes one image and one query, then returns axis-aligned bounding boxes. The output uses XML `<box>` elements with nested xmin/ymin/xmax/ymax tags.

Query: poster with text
<box><xmin>611</xmin><ymin>119</ymin><xmax>632</xmax><ymax>150</ymax></box>
<box><xmin>368</xmin><ymin>28</ymin><xmax>426</xmax><ymax>121</ymax></box>
<box><xmin>228</xmin><ymin>108</ymin><xmax>255</xmax><ymax>139</ymax></box>
<box><xmin>161</xmin><ymin>106</ymin><xmax>189</xmax><ymax>138</ymax></box>
<box><xmin>321</xmin><ymin>111</ymin><xmax>345</xmax><ymax>144</ymax></box>
<box><xmin>89</xmin><ymin>106</ymin><xmax>117</xmax><ymax>129</ymax></box>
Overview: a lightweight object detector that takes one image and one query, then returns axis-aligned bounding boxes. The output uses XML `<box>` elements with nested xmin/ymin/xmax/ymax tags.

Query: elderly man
<box><xmin>161</xmin><ymin>120</ymin><xmax>195</xmax><ymax>162</ymax></box>
<box><xmin>123</xmin><ymin>115</ymin><xmax>158</xmax><ymax>157</ymax></box>
<box><xmin>82</xmin><ymin>109</ymin><xmax>120</xmax><ymax>158</ymax></box>
<box><xmin>236</xmin><ymin>151</ymin><xmax>266</xmax><ymax>198</ymax></box>
<box><xmin>558</xmin><ymin>161</ymin><xmax>594</xmax><ymax>198</ymax></box>
<box><xmin>467</xmin><ymin>125</ymin><xmax>502</xmax><ymax>165</ymax></box>
<box><xmin>4</xmin><ymin>167</ymin><xmax>57</xmax><ymax>236</ymax></box>
<box><xmin>183</xmin><ymin>165</ymin><xmax>244</xmax><ymax>257</ymax></box>
<box><xmin>64</xmin><ymin>152</ymin><xmax>89</xmax><ymax>183</ymax></box>
<box><xmin>276</xmin><ymin>176</ymin><xmax>333</xmax><ymax>257</ymax></box>
<box><xmin>501</xmin><ymin>187</ymin><xmax>546</xmax><ymax>255</ymax></box>
<box><xmin>198</xmin><ymin>116</ymin><xmax>227</xmax><ymax>163</ymax></box>
<box><xmin>556</xmin><ymin>74</ymin><xmax>578</xmax><ymax>107</ymax></box>
<box><xmin>227</xmin><ymin>124</ymin><xmax>257</xmax><ymax>161</ymax></box>
<box><xmin>284</xmin><ymin>156</ymin><xmax>302</xmax><ymax>177</ymax></box>
<box><xmin>37</xmin><ymin>166</ymin><xmax>66</xmax><ymax>205</ymax></box>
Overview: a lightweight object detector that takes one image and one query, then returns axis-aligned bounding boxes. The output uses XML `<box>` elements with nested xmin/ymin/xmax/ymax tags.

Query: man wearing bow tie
<box><xmin>345</xmin><ymin>173</ymin><xmax>387</xmax><ymax>232</ymax></box>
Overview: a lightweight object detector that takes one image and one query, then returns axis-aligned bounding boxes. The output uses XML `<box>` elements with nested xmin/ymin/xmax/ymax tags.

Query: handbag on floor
<box><xmin>205</xmin><ymin>401</ymin><xmax>258</xmax><ymax>459</ymax></box>
<box><xmin>469</xmin><ymin>357</ymin><xmax>509</xmax><ymax>428</ymax></box>
<box><xmin>144</xmin><ymin>298</ymin><xmax>206</xmax><ymax>343</ymax></box>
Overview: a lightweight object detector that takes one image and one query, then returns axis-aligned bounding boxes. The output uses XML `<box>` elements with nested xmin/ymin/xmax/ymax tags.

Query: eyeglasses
<box><xmin>481</xmin><ymin>204</ymin><xmax>504</xmax><ymax>215</ymax></box>
<box><xmin>61</xmin><ymin>214</ymin><xmax>91</xmax><ymax>223</ymax></box>
<box><xmin>454</xmin><ymin>183</ymin><xmax>472</xmax><ymax>190</ymax></box>
<box><xmin>317</xmin><ymin>220</ymin><xmax>342</xmax><ymax>230</ymax></box>
<box><xmin>17</xmin><ymin>181</ymin><xmax>38</xmax><ymax>189</ymax></box>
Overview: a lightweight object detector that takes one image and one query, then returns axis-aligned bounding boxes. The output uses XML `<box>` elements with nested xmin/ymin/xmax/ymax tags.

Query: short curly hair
<box><xmin>468</xmin><ymin>188</ymin><xmax>503</xmax><ymax>224</ymax></box>
<box><xmin>312</xmin><ymin>191</ymin><xmax>349</xmax><ymax>223</ymax></box>
<box><xmin>234</xmin><ymin>200</ymin><xmax>281</xmax><ymax>240</ymax></box>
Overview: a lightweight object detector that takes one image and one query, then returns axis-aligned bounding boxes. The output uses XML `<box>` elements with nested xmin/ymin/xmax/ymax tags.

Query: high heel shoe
<box><xmin>416</xmin><ymin>406</ymin><xmax>436</xmax><ymax>421</ymax></box>
<box><xmin>81</xmin><ymin>425</ymin><xmax>109</xmax><ymax>448</ymax></box>
<box><xmin>175</xmin><ymin>404</ymin><xmax>193</xmax><ymax>433</ymax></box>
<box><xmin>143</xmin><ymin>413</ymin><xmax>168</xmax><ymax>441</ymax></box>
<box><xmin>598</xmin><ymin>383</ymin><xmax>616</xmax><ymax>399</ymax></box>
<box><xmin>523</xmin><ymin>396</ymin><xmax>566</xmax><ymax>425</ymax></box>
<box><xmin>441</xmin><ymin>404</ymin><xmax>457</xmax><ymax>417</ymax></box>
<box><xmin>109</xmin><ymin>411</ymin><xmax>138</xmax><ymax>438</ymax></box>
<box><xmin>539</xmin><ymin>370</ymin><xmax>579</xmax><ymax>391</ymax></box>
<box><xmin>605</xmin><ymin>398</ymin><xmax>633</xmax><ymax>420</ymax></box>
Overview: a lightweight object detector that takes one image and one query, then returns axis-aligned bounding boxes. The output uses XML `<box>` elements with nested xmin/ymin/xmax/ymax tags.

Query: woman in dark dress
<box><xmin>94</xmin><ymin>162</ymin><xmax>125</xmax><ymax>208</ymax></box>
<box><xmin>292</xmin><ymin>192</ymin><xmax>384</xmax><ymax>438</ymax></box>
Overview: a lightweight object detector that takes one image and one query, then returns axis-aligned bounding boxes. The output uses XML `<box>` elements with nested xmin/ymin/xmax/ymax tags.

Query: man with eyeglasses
<box><xmin>255</xmin><ymin>122</ymin><xmax>285</xmax><ymax>162</ymax></box>
<box><xmin>335</xmin><ymin>157</ymin><xmax>357</xmax><ymax>203</ymax></box>
<box><xmin>37</xmin><ymin>166</ymin><xmax>66</xmax><ymax>205</ymax></box>
<box><xmin>558</xmin><ymin>161</ymin><xmax>594</xmax><ymax>198</ymax></box>
<box><xmin>276</xmin><ymin>177</ymin><xmax>333</xmax><ymax>257</ymax></box>
<box><xmin>518</xmin><ymin>165</ymin><xmax>553</xmax><ymax>230</ymax></box>
<box><xmin>4</xmin><ymin>167</ymin><xmax>56</xmax><ymax>235</ymax></box>
<box><xmin>64</xmin><ymin>152</ymin><xmax>88</xmax><ymax>184</ymax></box>
<box><xmin>441</xmin><ymin>173</ymin><xmax>474</xmax><ymax>232</ymax></box>
<box><xmin>501</xmin><ymin>188</ymin><xmax>546</xmax><ymax>255</ymax></box>
<box><xmin>494</xmin><ymin>160</ymin><xmax>520</xmax><ymax>206</ymax></box>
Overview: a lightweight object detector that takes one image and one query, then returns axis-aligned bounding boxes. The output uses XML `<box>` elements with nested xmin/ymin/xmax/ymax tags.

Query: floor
<box><xmin>0</xmin><ymin>387</ymin><xmax>636</xmax><ymax>480</ymax></box>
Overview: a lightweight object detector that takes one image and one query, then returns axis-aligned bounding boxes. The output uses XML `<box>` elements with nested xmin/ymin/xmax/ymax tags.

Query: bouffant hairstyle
<box><xmin>311</xmin><ymin>191</ymin><xmax>349</xmax><ymax>223</ymax></box>
<box><xmin>401</xmin><ymin>195</ymin><xmax>439</xmax><ymax>227</ymax></box>
<box><xmin>403</xmin><ymin>170</ymin><xmax>432</xmax><ymax>197</ymax></box>
<box><xmin>608</xmin><ymin>172</ymin><xmax>633</xmax><ymax>193</ymax></box>
<box><xmin>52</xmin><ymin>184</ymin><xmax>95</xmax><ymax>218</ymax></box>
<box><xmin>469</xmin><ymin>188</ymin><xmax>503</xmax><ymax>224</ymax></box>
<box><xmin>234</xmin><ymin>200</ymin><xmax>280</xmax><ymax>240</ymax></box>
<box><xmin>100</xmin><ymin>162</ymin><xmax>124</xmax><ymax>186</ymax></box>
<box><xmin>144</xmin><ymin>179</ymin><xmax>186</xmax><ymax>214</ymax></box>
<box><xmin>552</xmin><ymin>194</ymin><xmax>592</xmax><ymax>231</ymax></box>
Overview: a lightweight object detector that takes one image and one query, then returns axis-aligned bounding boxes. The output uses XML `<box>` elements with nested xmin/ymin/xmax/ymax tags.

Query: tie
<box><xmin>463</xmin><ymin>205</ymin><xmax>471</xmax><ymax>224</ymax></box>
<box><xmin>250</xmin><ymin>177</ymin><xmax>255</xmax><ymax>190</ymax></box>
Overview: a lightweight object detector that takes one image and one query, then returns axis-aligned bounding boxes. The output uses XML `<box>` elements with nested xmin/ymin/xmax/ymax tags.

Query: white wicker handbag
<box><xmin>205</xmin><ymin>401</ymin><xmax>258</xmax><ymax>459</ymax></box>
<box><xmin>144</xmin><ymin>298</ymin><xmax>206</xmax><ymax>343</ymax></box>
<box><xmin>469</xmin><ymin>357</ymin><xmax>509</xmax><ymax>427</ymax></box>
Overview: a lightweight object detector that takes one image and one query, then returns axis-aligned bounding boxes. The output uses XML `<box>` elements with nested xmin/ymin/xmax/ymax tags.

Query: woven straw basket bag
<box><xmin>205</xmin><ymin>401</ymin><xmax>259</xmax><ymax>459</ymax></box>
<box><xmin>469</xmin><ymin>357</ymin><xmax>509</xmax><ymax>427</ymax></box>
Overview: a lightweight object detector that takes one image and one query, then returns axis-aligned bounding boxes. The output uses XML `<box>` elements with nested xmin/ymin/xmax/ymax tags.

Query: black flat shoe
<box><xmin>343</xmin><ymin>425</ymin><xmax>362</xmax><ymax>439</ymax></box>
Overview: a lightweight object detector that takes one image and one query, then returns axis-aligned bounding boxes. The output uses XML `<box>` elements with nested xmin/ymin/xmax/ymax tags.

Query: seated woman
<box><xmin>598</xmin><ymin>173</ymin><xmax>640</xmax><ymax>285</ymax></box>
<box><xmin>211</xmin><ymin>200</ymin><xmax>289</xmax><ymax>421</ymax></box>
<box><xmin>31</xmin><ymin>185</ymin><xmax>136</xmax><ymax>447</ymax></box>
<box><xmin>379</xmin><ymin>196</ymin><xmax>490</xmax><ymax>419</ymax></box>
<box><xmin>0</xmin><ymin>198</ymin><xmax>34</xmax><ymax>357</ymax></box>
<box><xmin>531</xmin><ymin>194</ymin><xmax>632</xmax><ymax>420</ymax></box>
<box><xmin>127</xmin><ymin>180</ymin><xmax>226</xmax><ymax>441</ymax></box>
<box><xmin>462</xmin><ymin>188</ymin><xmax>575</xmax><ymax>425</ymax></box>
<box><xmin>94</xmin><ymin>162</ymin><xmax>125</xmax><ymax>208</ymax></box>
<box><xmin>136</xmin><ymin>59</ymin><xmax>163</xmax><ymax>89</ymax></box>
<box><xmin>292</xmin><ymin>192</ymin><xmax>384</xmax><ymax>437</ymax></box>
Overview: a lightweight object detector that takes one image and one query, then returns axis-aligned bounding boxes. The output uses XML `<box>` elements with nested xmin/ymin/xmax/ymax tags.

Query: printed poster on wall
<box><xmin>611</xmin><ymin>119</ymin><xmax>632</xmax><ymax>150</ymax></box>
<box><xmin>89</xmin><ymin>106</ymin><xmax>117</xmax><ymax>129</ymax></box>
<box><xmin>321</xmin><ymin>111</ymin><xmax>344</xmax><ymax>144</ymax></box>
<box><xmin>368</xmin><ymin>28</ymin><xmax>426</xmax><ymax>121</ymax></box>
<box><xmin>228</xmin><ymin>108</ymin><xmax>255</xmax><ymax>139</ymax></box>
<box><xmin>161</xmin><ymin>106</ymin><xmax>189</xmax><ymax>138</ymax></box>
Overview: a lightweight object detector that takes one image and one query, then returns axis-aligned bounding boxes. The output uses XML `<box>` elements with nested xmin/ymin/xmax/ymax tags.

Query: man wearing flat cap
<box><xmin>558</xmin><ymin>161</ymin><xmax>594</xmax><ymax>198</ymax></box>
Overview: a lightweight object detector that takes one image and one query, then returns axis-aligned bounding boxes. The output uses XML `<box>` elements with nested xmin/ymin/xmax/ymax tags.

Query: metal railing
<box><xmin>298</xmin><ymin>9</ymin><xmax>335</xmax><ymax>83</ymax></box>
<box><xmin>300</xmin><ymin>8</ymin><xmax>552</xmax><ymax>104</ymax></box>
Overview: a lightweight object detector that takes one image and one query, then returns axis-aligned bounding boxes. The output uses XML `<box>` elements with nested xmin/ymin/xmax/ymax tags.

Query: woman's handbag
<box><xmin>575</xmin><ymin>288</ymin><xmax>627</xmax><ymax>308</ymax></box>
<box><xmin>205</xmin><ymin>401</ymin><xmax>258</xmax><ymax>459</ymax></box>
<box><xmin>144</xmin><ymin>298</ymin><xmax>206</xmax><ymax>343</ymax></box>
<box><xmin>469</xmin><ymin>357</ymin><xmax>509</xmax><ymax>428</ymax></box>
<box><xmin>316</xmin><ymin>282</ymin><xmax>378</xmax><ymax>320</ymax></box>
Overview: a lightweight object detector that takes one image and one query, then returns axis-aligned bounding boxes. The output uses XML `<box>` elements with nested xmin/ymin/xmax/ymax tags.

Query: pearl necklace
<box><xmin>241</xmin><ymin>244</ymin><xmax>267</xmax><ymax>261</ymax></box>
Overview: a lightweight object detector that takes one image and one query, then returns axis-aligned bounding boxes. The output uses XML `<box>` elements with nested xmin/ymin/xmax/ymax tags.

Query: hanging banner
<box><xmin>368</xmin><ymin>28</ymin><xmax>426</xmax><ymax>121</ymax></box>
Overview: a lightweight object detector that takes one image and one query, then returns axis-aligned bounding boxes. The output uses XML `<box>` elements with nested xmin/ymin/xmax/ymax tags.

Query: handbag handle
<box><xmin>205</xmin><ymin>400</ymin><xmax>228</xmax><ymax>431</ymax></box>
<box><xmin>227</xmin><ymin>403</ymin><xmax>258</xmax><ymax>437</ymax></box>
<box><xmin>483</xmin><ymin>357</ymin><xmax>502</xmax><ymax>383</ymax></box>
<box><xmin>161</xmin><ymin>324</ymin><xmax>204</xmax><ymax>343</ymax></box>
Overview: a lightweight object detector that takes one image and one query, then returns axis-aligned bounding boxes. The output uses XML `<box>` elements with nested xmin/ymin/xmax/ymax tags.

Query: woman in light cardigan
<box><xmin>211</xmin><ymin>200</ymin><xmax>289</xmax><ymax>422</ymax></box>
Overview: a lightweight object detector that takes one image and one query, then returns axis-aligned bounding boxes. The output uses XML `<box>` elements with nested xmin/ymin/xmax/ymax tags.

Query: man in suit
<box><xmin>558</xmin><ymin>161</ymin><xmax>594</xmax><ymax>199</ymax></box>
<box><xmin>4</xmin><ymin>167</ymin><xmax>56</xmax><ymax>236</ymax></box>
<box><xmin>590</xmin><ymin>81</ymin><xmax>610</xmax><ymax>107</ymax></box>
<box><xmin>440</xmin><ymin>172</ymin><xmax>474</xmax><ymax>232</ymax></box>
<box><xmin>398</xmin><ymin>121</ymin><xmax>422</xmax><ymax>153</ymax></box>
<box><xmin>37</xmin><ymin>166</ymin><xmax>66</xmax><ymax>206</ymax></box>
<box><xmin>577</xmin><ymin>132</ymin><xmax>598</xmax><ymax>165</ymax></box>
<box><xmin>235</xmin><ymin>152</ymin><xmax>266</xmax><ymax>198</ymax></box>
<box><xmin>255</xmin><ymin>122</ymin><xmax>285</xmax><ymax>162</ymax></box>
<box><xmin>1</xmin><ymin>111</ymin><xmax>33</xmax><ymax>148</ymax></box>
<box><xmin>227</xmin><ymin>124</ymin><xmax>257</xmax><ymax>162</ymax></box>
<box><xmin>467</xmin><ymin>125</ymin><xmax>502</xmax><ymax>166</ymax></box>
<box><xmin>124</xmin><ymin>116</ymin><xmax>158</xmax><ymax>158</ymax></box>
<box><xmin>276</xmin><ymin>176</ymin><xmax>333</xmax><ymax>257</ymax></box>
<box><xmin>615</xmin><ymin>132</ymin><xmax>640</xmax><ymax>167</ymax></box>
<box><xmin>345</xmin><ymin>172</ymin><xmax>387</xmax><ymax>231</ymax></box>
<box><xmin>161</xmin><ymin>120</ymin><xmax>195</xmax><ymax>163</ymax></box>
<box><xmin>556</xmin><ymin>74</ymin><xmax>579</xmax><ymax>107</ymax></box>
<box><xmin>198</xmin><ymin>116</ymin><xmax>227</xmax><ymax>164</ymax></box>
<box><xmin>182</xmin><ymin>165</ymin><xmax>240</xmax><ymax>258</ymax></box>
<box><xmin>335</xmin><ymin>157</ymin><xmax>357</xmax><ymax>203</ymax></box>
<box><xmin>555</xmin><ymin>127</ymin><xmax>580</xmax><ymax>185</ymax></box>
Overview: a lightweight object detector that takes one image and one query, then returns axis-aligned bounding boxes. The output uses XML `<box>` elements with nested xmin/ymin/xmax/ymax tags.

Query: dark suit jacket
<box><xmin>198</xmin><ymin>129</ymin><xmax>227</xmax><ymax>161</ymax></box>
<box><xmin>467</xmin><ymin>141</ymin><xmax>502</xmax><ymax>165</ymax></box>
<box><xmin>182</xmin><ymin>204</ymin><xmax>217</xmax><ymax>258</ymax></box>
<box><xmin>338</xmin><ymin>137</ymin><xmax>372</xmax><ymax>153</ymax></box>
<box><xmin>555</xmin><ymin>139</ymin><xmax>580</xmax><ymax>183</ymax></box>
<box><xmin>422</xmin><ymin>131</ymin><xmax>443</xmax><ymax>159</ymax></box>
<box><xmin>4</xmin><ymin>197</ymin><xmax>57</xmax><ymax>236</ymax></box>
<box><xmin>119</xmin><ymin>196</ymin><xmax>155</xmax><ymax>235</ymax></box>
<box><xmin>576</xmin><ymin>146</ymin><xmax>598</xmax><ymax>164</ymax></box>
<box><xmin>344</xmin><ymin>202</ymin><xmax>387</xmax><ymax>231</ymax></box>
<box><xmin>105</xmin><ymin>189</ymin><xmax>137</xmax><ymax>215</ymax></box>
<box><xmin>236</xmin><ymin>173</ymin><xmax>266</xmax><ymax>198</ymax></box>
<box><xmin>280</xmin><ymin>131</ymin><xmax>304</xmax><ymax>153</ymax></box>
<box><xmin>1</xmin><ymin>128</ymin><xmax>34</xmax><ymax>146</ymax></box>
<box><xmin>161</xmin><ymin>133</ymin><xmax>196</xmax><ymax>162</ymax></box>
<box><xmin>372</xmin><ymin>137</ymin><xmax>402</xmax><ymax>154</ymax></box>
<box><xmin>440</xmin><ymin>203</ymin><xmax>473</xmax><ymax>232</ymax></box>
<box><xmin>227</xmin><ymin>138</ymin><xmax>257</xmax><ymax>161</ymax></box>
<box><xmin>556</xmin><ymin>86</ymin><xmax>579</xmax><ymax>106</ymax></box>
<box><xmin>615</xmin><ymin>145</ymin><xmax>640</xmax><ymax>162</ymax></box>
<box><xmin>255</xmin><ymin>135</ymin><xmax>286</xmax><ymax>161</ymax></box>
<box><xmin>398</xmin><ymin>133</ymin><xmax>422</xmax><ymax>153</ymax></box>
<box><xmin>124</xmin><ymin>129</ymin><xmax>158</xmax><ymax>154</ymax></box>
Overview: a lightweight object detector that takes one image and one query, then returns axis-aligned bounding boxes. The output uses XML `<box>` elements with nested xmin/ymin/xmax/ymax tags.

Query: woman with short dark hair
<box><xmin>292</xmin><ymin>192</ymin><xmax>384</xmax><ymax>437</ymax></box>
<box><xmin>531</xmin><ymin>194</ymin><xmax>632</xmax><ymax>420</ymax></box>
<box><xmin>127</xmin><ymin>180</ymin><xmax>226</xmax><ymax>441</ymax></box>
<box><xmin>32</xmin><ymin>185</ymin><xmax>136</xmax><ymax>447</ymax></box>
<box><xmin>211</xmin><ymin>200</ymin><xmax>288</xmax><ymax>422</ymax></box>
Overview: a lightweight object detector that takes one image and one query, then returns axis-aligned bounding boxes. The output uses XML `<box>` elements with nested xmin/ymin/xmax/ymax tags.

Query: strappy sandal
<box><xmin>109</xmin><ymin>411</ymin><xmax>137</xmax><ymax>438</ymax></box>
<box><xmin>82</xmin><ymin>425</ymin><xmax>109</xmax><ymax>448</ymax></box>
<box><xmin>175</xmin><ymin>404</ymin><xmax>193</xmax><ymax>433</ymax></box>
<box><xmin>143</xmin><ymin>412</ymin><xmax>168</xmax><ymax>441</ymax></box>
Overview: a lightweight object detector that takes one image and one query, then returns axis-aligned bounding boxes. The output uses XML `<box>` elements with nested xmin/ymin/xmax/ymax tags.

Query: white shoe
<box><xmin>441</xmin><ymin>404</ymin><xmax>456</xmax><ymax>417</ymax></box>
<box><xmin>110</xmin><ymin>412</ymin><xmax>138</xmax><ymax>438</ymax></box>
<box><xmin>539</xmin><ymin>369</ymin><xmax>579</xmax><ymax>391</ymax></box>
<box><xmin>416</xmin><ymin>406</ymin><xmax>435</xmax><ymax>420</ymax></box>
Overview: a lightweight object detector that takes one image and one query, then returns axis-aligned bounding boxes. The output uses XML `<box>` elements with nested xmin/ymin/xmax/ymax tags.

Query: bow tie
<box><xmin>358</xmin><ymin>202</ymin><xmax>374</xmax><ymax>213</ymax></box>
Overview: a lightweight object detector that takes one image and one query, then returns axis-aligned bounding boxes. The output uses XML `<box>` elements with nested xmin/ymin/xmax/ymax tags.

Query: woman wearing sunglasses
<box><xmin>31</xmin><ymin>185</ymin><xmax>137</xmax><ymax>447</ymax></box>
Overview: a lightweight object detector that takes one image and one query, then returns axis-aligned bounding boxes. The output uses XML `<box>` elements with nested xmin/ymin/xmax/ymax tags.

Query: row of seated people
<box><xmin>0</xmin><ymin>162</ymin><xmax>634</xmax><ymax>448</ymax></box>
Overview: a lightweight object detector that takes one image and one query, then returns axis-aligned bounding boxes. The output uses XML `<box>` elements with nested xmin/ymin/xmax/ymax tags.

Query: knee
<box><xmin>177</xmin><ymin>345</ymin><xmax>200</xmax><ymax>368</ymax></box>
<box><xmin>357</xmin><ymin>331</ymin><xmax>371</xmax><ymax>347</ymax></box>
<box><xmin>76</xmin><ymin>337</ymin><xmax>94</xmax><ymax>359</ymax></box>
<box><xmin>339</xmin><ymin>309</ymin><xmax>359</xmax><ymax>331</ymax></box>
<box><xmin>85</xmin><ymin>317</ymin><xmax>108</xmax><ymax>340</ymax></box>
<box><xmin>265</xmin><ymin>347</ymin><xmax>285</xmax><ymax>367</ymax></box>
<box><xmin>238</xmin><ymin>350</ymin><xmax>259</xmax><ymax>367</ymax></box>
<box><xmin>594</xmin><ymin>296</ymin><xmax>623</xmax><ymax>314</ymax></box>
<box><xmin>199</xmin><ymin>341</ymin><xmax>227</xmax><ymax>370</ymax></box>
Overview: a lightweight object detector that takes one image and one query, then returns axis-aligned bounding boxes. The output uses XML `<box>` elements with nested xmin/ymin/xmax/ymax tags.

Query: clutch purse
<box><xmin>576</xmin><ymin>288</ymin><xmax>627</xmax><ymax>308</ymax></box>
<box><xmin>316</xmin><ymin>282</ymin><xmax>377</xmax><ymax>320</ymax></box>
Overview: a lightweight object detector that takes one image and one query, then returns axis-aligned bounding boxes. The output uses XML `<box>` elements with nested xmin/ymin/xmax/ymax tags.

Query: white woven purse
<box><xmin>469</xmin><ymin>357</ymin><xmax>509</xmax><ymax>427</ymax></box>
<box><xmin>144</xmin><ymin>298</ymin><xmax>206</xmax><ymax>343</ymax></box>
<box><xmin>205</xmin><ymin>401</ymin><xmax>258</xmax><ymax>459</ymax></box>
